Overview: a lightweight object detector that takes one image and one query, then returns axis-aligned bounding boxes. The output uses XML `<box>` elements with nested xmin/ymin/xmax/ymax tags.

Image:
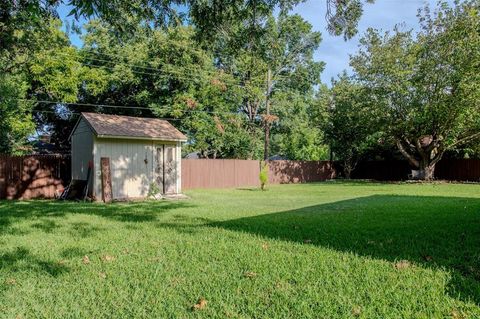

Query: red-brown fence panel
<box><xmin>268</xmin><ymin>160</ymin><xmax>336</xmax><ymax>184</ymax></box>
<box><xmin>436</xmin><ymin>159</ymin><xmax>480</xmax><ymax>181</ymax></box>
<box><xmin>181</xmin><ymin>159</ymin><xmax>336</xmax><ymax>189</ymax></box>
<box><xmin>182</xmin><ymin>159</ymin><xmax>260</xmax><ymax>190</ymax></box>
<box><xmin>0</xmin><ymin>154</ymin><xmax>71</xmax><ymax>199</ymax></box>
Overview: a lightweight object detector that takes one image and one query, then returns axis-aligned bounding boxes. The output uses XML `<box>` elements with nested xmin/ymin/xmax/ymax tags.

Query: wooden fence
<box><xmin>350</xmin><ymin>159</ymin><xmax>480</xmax><ymax>181</ymax></box>
<box><xmin>181</xmin><ymin>159</ymin><xmax>260</xmax><ymax>189</ymax></box>
<box><xmin>268</xmin><ymin>160</ymin><xmax>336</xmax><ymax>184</ymax></box>
<box><xmin>181</xmin><ymin>159</ymin><xmax>336</xmax><ymax>189</ymax></box>
<box><xmin>0</xmin><ymin>155</ymin><xmax>70</xmax><ymax>200</ymax></box>
<box><xmin>2</xmin><ymin>155</ymin><xmax>480</xmax><ymax>200</ymax></box>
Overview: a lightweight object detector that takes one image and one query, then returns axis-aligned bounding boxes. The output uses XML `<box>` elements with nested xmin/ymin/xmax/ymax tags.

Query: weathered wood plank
<box><xmin>100</xmin><ymin>157</ymin><xmax>113</xmax><ymax>203</ymax></box>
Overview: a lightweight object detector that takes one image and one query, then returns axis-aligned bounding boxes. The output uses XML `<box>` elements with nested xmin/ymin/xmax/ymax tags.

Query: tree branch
<box><xmin>430</xmin><ymin>149</ymin><xmax>444</xmax><ymax>167</ymax></box>
<box><xmin>449</xmin><ymin>132</ymin><xmax>480</xmax><ymax>149</ymax></box>
<box><xmin>415</xmin><ymin>138</ymin><xmax>428</xmax><ymax>161</ymax></box>
<box><xmin>396</xmin><ymin>139</ymin><xmax>419</xmax><ymax>167</ymax></box>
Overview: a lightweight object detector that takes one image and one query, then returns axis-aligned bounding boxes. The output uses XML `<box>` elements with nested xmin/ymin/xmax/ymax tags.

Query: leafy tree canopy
<box><xmin>350</xmin><ymin>0</ymin><xmax>480</xmax><ymax>179</ymax></box>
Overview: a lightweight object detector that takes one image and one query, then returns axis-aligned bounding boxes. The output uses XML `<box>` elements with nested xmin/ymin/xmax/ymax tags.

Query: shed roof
<box><xmin>76</xmin><ymin>112</ymin><xmax>187</xmax><ymax>142</ymax></box>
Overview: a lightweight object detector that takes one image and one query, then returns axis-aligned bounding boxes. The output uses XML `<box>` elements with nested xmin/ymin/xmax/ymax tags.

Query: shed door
<box><xmin>155</xmin><ymin>145</ymin><xmax>177</xmax><ymax>194</ymax></box>
<box><xmin>155</xmin><ymin>146</ymin><xmax>164</xmax><ymax>193</ymax></box>
<box><xmin>163</xmin><ymin>145</ymin><xmax>177</xmax><ymax>194</ymax></box>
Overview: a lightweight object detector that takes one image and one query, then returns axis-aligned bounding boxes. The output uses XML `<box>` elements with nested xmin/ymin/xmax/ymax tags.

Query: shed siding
<box><xmin>176</xmin><ymin>142</ymin><xmax>182</xmax><ymax>194</ymax></box>
<box><xmin>71</xmin><ymin>118</ymin><xmax>94</xmax><ymax>193</ymax></box>
<box><xmin>94</xmin><ymin>138</ymin><xmax>155</xmax><ymax>200</ymax></box>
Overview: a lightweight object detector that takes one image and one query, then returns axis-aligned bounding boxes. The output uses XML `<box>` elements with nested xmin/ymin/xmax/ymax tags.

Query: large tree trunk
<box><xmin>343</xmin><ymin>163</ymin><xmax>352</xmax><ymax>179</ymax></box>
<box><xmin>343</xmin><ymin>155</ymin><xmax>357</xmax><ymax>179</ymax></box>
<box><xmin>419</xmin><ymin>161</ymin><xmax>436</xmax><ymax>181</ymax></box>
<box><xmin>396</xmin><ymin>138</ymin><xmax>443</xmax><ymax>181</ymax></box>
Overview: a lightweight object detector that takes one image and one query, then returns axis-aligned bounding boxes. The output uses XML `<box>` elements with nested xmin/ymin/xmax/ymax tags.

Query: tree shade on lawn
<box><xmin>0</xmin><ymin>182</ymin><xmax>479</xmax><ymax>318</ymax></box>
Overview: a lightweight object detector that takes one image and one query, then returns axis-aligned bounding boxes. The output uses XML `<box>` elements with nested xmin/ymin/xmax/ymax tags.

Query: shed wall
<box><xmin>71</xmin><ymin>118</ymin><xmax>94</xmax><ymax>193</ymax></box>
<box><xmin>93</xmin><ymin>138</ymin><xmax>155</xmax><ymax>199</ymax></box>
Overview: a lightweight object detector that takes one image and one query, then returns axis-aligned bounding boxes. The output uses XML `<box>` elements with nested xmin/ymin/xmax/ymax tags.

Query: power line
<box><xmin>78</xmin><ymin>48</ymin><xmax>297</xmax><ymax>82</ymax></box>
<box><xmin>20</xmin><ymin>98</ymin><xmax>278</xmax><ymax>117</ymax></box>
<box><xmin>53</xmin><ymin>50</ymin><xmax>267</xmax><ymax>87</ymax></box>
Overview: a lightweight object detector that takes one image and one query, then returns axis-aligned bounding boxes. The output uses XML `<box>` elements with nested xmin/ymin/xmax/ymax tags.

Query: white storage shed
<box><xmin>70</xmin><ymin>112</ymin><xmax>187</xmax><ymax>201</ymax></box>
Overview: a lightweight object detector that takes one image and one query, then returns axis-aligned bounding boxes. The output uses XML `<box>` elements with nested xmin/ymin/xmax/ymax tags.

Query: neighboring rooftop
<box><xmin>78</xmin><ymin>112</ymin><xmax>187</xmax><ymax>141</ymax></box>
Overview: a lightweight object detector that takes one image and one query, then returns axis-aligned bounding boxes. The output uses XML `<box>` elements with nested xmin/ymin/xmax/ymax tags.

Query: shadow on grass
<box><xmin>0</xmin><ymin>200</ymin><xmax>195</xmax><ymax>235</ymax></box>
<box><xmin>0</xmin><ymin>247</ymin><xmax>70</xmax><ymax>277</ymax></box>
<box><xmin>211</xmin><ymin>194</ymin><xmax>480</xmax><ymax>305</ymax></box>
<box><xmin>0</xmin><ymin>200</ymin><xmax>195</xmax><ymax>284</ymax></box>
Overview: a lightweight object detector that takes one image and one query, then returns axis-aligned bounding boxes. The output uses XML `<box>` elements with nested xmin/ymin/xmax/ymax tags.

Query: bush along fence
<box><xmin>0</xmin><ymin>154</ymin><xmax>71</xmax><ymax>200</ymax></box>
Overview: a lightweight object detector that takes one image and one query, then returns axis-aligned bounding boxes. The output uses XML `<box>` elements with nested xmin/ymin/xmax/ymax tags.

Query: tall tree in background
<box><xmin>79</xmin><ymin>20</ymin><xmax>259</xmax><ymax>158</ymax></box>
<box><xmin>0</xmin><ymin>16</ymin><xmax>102</xmax><ymax>153</ymax></box>
<box><xmin>1</xmin><ymin>0</ymin><xmax>374</xmax><ymax>154</ymax></box>
<box><xmin>351</xmin><ymin>1</ymin><xmax>480</xmax><ymax>180</ymax></box>
<box><xmin>325</xmin><ymin>74</ymin><xmax>381</xmax><ymax>178</ymax></box>
<box><xmin>210</xmin><ymin>12</ymin><xmax>325</xmax><ymax>159</ymax></box>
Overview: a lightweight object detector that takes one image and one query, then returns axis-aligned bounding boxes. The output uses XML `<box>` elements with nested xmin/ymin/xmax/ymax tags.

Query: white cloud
<box><xmin>291</xmin><ymin>0</ymin><xmax>454</xmax><ymax>85</ymax></box>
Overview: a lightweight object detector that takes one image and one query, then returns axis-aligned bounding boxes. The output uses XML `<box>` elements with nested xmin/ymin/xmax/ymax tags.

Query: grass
<box><xmin>1</xmin><ymin>181</ymin><xmax>480</xmax><ymax>318</ymax></box>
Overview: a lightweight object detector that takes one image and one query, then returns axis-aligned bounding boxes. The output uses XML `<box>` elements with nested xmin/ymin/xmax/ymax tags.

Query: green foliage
<box><xmin>147</xmin><ymin>182</ymin><xmax>162</xmax><ymax>199</ymax></box>
<box><xmin>0</xmin><ymin>72</ymin><xmax>35</xmax><ymax>154</ymax></box>
<box><xmin>271</xmin><ymin>90</ymin><xmax>329</xmax><ymax>160</ymax></box>
<box><xmin>325</xmin><ymin>74</ymin><xmax>382</xmax><ymax>178</ymax></box>
<box><xmin>77</xmin><ymin>14</ymin><xmax>326</xmax><ymax>160</ymax></box>
<box><xmin>0</xmin><ymin>0</ymin><xmax>370</xmax><ymax>155</ymax></box>
<box><xmin>326</xmin><ymin>0</ymin><xmax>376</xmax><ymax>40</ymax></box>
<box><xmin>259</xmin><ymin>162</ymin><xmax>269</xmax><ymax>190</ymax></box>
<box><xmin>350</xmin><ymin>1</ymin><xmax>480</xmax><ymax>179</ymax></box>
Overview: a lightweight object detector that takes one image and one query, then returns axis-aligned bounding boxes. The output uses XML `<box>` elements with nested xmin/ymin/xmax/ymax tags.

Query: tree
<box><xmin>0</xmin><ymin>73</ymin><xmax>35</xmax><ymax>154</ymax></box>
<box><xmin>325</xmin><ymin>75</ymin><xmax>380</xmax><ymax>178</ymax></box>
<box><xmin>1</xmin><ymin>0</ymin><xmax>374</xmax><ymax>41</ymax></box>
<box><xmin>210</xmin><ymin>12</ymin><xmax>325</xmax><ymax>159</ymax></box>
<box><xmin>79</xmin><ymin>20</ymin><xmax>261</xmax><ymax>158</ymax></box>
<box><xmin>351</xmin><ymin>1</ymin><xmax>480</xmax><ymax>180</ymax></box>
<box><xmin>0</xmin><ymin>16</ymin><xmax>98</xmax><ymax>154</ymax></box>
<box><xmin>270</xmin><ymin>88</ymin><xmax>329</xmax><ymax>160</ymax></box>
<box><xmin>67</xmin><ymin>0</ymin><xmax>374</xmax><ymax>40</ymax></box>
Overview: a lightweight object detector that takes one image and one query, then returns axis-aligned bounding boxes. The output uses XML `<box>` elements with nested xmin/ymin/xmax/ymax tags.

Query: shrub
<box><xmin>148</xmin><ymin>182</ymin><xmax>162</xmax><ymax>199</ymax></box>
<box><xmin>259</xmin><ymin>162</ymin><xmax>269</xmax><ymax>191</ymax></box>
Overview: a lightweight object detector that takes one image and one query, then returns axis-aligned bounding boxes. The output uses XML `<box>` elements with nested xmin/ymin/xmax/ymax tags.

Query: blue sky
<box><xmin>291</xmin><ymin>0</ymin><xmax>454</xmax><ymax>83</ymax></box>
<box><xmin>58</xmin><ymin>0</ymin><xmax>453</xmax><ymax>85</ymax></box>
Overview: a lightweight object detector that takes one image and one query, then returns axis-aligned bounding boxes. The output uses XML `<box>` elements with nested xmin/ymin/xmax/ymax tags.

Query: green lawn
<box><xmin>1</xmin><ymin>181</ymin><xmax>480</xmax><ymax>318</ymax></box>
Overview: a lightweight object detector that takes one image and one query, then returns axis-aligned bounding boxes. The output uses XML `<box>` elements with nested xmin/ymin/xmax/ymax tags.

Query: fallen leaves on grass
<box><xmin>99</xmin><ymin>272</ymin><xmax>107</xmax><ymax>279</ymax></box>
<box><xmin>244</xmin><ymin>271</ymin><xmax>257</xmax><ymax>278</ymax></box>
<box><xmin>451</xmin><ymin>309</ymin><xmax>467</xmax><ymax>319</ymax></box>
<box><xmin>192</xmin><ymin>298</ymin><xmax>207</xmax><ymax>311</ymax></box>
<box><xmin>394</xmin><ymin>260</ymin><xmax>411</xmax><ymax>270</ymax></box>
<box><xmin>101</xmin><ymin>255</ymin><xmax>116</xmax><ymax>263</ymax></box>
<box><xmin>82</xmin><ymin>255</ymin><xmax>90</xmax><ymax>264</ymax></box>
<box><xmin>351</xmin><ymin>305</ymin><xmax>362</xmax><ymax>316</ymax></box>
<box><xmin>5</xmin><ymin>278</ymin><xmax>16</xmax><ymax>285</ymax></box>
